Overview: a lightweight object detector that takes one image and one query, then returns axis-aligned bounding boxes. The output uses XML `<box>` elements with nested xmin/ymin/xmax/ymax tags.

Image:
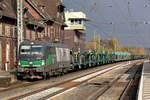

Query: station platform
<box><xmin>138</xmin><ymin>60</ymin><xmax>150</xmax><ymax>100</ymax></box>
<box><xmin>0</xmin><ymin>70</ymin><xmax>17</xmax><ymax>87</ymax></box>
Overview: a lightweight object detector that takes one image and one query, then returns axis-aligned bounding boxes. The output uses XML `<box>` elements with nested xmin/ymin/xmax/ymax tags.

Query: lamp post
<box><xmin>94</xmin><ymin>25</ymin><xmax>96</xmax><ymax>50</ymax></box>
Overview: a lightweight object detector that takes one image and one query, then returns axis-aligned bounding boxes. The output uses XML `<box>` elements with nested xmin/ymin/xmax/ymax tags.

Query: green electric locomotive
<box><xmin>17</xmin><ymin>41</ymin><xmax>147</xmax><ymax>80</ymax></box>
<box><xmin>17</xmin><ymin>41</ymin><xmax>70</xmax><ymax>79</ymax></box>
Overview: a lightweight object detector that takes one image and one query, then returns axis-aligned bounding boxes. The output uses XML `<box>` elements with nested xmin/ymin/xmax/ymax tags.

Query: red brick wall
<box><xmin>64</xmin><ymin>30</ymin><xmax>86</xmax><ymax>50</ymax></box>
<box><xmin>0</xmin><ymin>19</ymin><xmax>16</xmax><ymax>70</ymax></box>
<box><xmin>10</xmin><ymin>39</ymin><xmax>14</xmax><ymax>69</ymax></box>
<box><xmin>80</xmin><ymin>33</ymin><xmax>86</xmax><ymax>50</ymax></box>
<box><xmin>0</xmin><ymin>38</ymin><xmax>16</xmax><ymax>70</ymax></box>
<box><xmin>1</xmin><ymin>38</ymin><xmax>6</xmax><ymax>70</ymax></box>
<box><xmin>0</xmin><ymin>19</ymin><xmax>43</xmax><ymax>70</ymax></box>
<box><xmin>0</xmin><ymin>20</ymin><xmax>66</xmax><ymax>70</ymax></box>
<box><xmin>43</xmin><ymin>23</ymin><xmax>64</xmax><ymax>43</ymax></box>
<box><xmin>0</xmin><ymin>0</ymin><xmax>66</xmax><ymax>70</ymax></box>
<box><xmin>64</xmin><ymin>30</ymin><xmax>74</xmax><ymax>49</ymax></box>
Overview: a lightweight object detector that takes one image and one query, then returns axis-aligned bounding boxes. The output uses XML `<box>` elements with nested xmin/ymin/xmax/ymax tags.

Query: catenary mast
<box><xmin>17</xmin><ymin>0</ymin><xmax>24</xmax><ymax>54</ymax></box>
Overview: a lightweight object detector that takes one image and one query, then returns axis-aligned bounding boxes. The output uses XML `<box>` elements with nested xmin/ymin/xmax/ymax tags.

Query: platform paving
<box><xmin>0</xmin><ymin>70</ymin><xmax>17</xmax><ymax>87</ymax></box>
<box><xmin>138</xmin><ymin>60</ymin><xmax>150</xmax><ymax>100</ymax></box>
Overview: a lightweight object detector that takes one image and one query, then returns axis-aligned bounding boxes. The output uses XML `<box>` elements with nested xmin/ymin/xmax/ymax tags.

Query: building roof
<box><xmin>0</xmin><ymin>0</ymin><xmax>65</xmax><ymax>26</ymax></box>
<box><xmin>65</xmin><ymin>11</ymin><xmax>90</xmax><ymax>21</ymax></box>
<box><xmin>64</xmin><ymin>11</ymin><xmax>89</xmax><ymax>30</ymax></box>
<box><xmin>0</xmin><ymin>0</ymin><xmax>44</xmax><ymax>27</ymax></box>
<box><xmin>30</xmin><ymin>0</ymin><xmax>65</xmax><ymax>25</ymax></box>
<box><xmin>0</xmin><ymin>0</ymin><xmax>16</xmax><ymax>19</ymax></box>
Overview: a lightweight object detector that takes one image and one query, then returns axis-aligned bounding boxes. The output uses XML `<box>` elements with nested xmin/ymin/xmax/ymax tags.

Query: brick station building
<box><xmin>0</xmin><ymin>0</ymin><xmax>66</xmax><ymax>70</ymax></box>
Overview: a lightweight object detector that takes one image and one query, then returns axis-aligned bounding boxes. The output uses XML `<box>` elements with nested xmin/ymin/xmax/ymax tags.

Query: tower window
<box><xmin>57</xmin><ymin>5</ymin><xmax>64</xmax><ymax>13</ymax></box>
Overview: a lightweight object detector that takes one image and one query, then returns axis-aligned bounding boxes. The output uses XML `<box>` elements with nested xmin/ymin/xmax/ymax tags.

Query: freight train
<box><xmin>17</xmin><ymin>41</ymin><xmax>147</xmax><ymax>79</ymax></box>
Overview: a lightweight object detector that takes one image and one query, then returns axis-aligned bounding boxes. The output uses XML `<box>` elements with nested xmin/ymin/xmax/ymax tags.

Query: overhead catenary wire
<box><xmin>63</xmin><ymin>0</ymin><xmax>150</xmax><ymax>48</ymax></box>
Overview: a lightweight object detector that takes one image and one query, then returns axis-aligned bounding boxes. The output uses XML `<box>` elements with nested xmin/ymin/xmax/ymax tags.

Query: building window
<box><xmin>57</xmin><ymin>5</ymin><xmax>64</xmax><ymax>13</ymax></box>
<box><xmin>5</xmin><ymin>24</ymin><xmax>10</xmax><ymax>36</ymax></box>
<box><xmin>14</xmin><ymin>45</ymin><xmax>16</xmax><ymax>63</ymax></box>
<box><xmin>13</xmin><ymin>27</ymin><xmax>17</xmax><ymax>38</ymax></box>
<box><xmin>0</xmin><ymin>41</ymin><xmax>2</xmax><ymax>69</ymax></box>
<box><xmin>44</xmin><ymin>26</ymin><xmax>47</xmax><ymax>36</ymax></box>
<box><xmin>61</xmin><ymin>15</ymin><xmax>64</xmax><ymax>20</ymax></box>
<box><xmin>59</xmin><ymin>26</ymin><xmax>61</xmax><ymax>38</ymax></box>
<box><xmin>48</xmin><ymin>27</ymin><xmax>50</xmax><ymax>38</ymax></box>
<box><xmin>57</xmin><ymin>12</ymin><xmax>60</xmax><ymax>18</ymax></box>
<box><xmin>74</xmin><ymin>35</ymin><xmax>78</xmax><ymax>42</ymax></box>
<box><xmin>79</xmin><ymin>19</ymin><xmax>82</xmax><ymax>24</ymax></box>
<box><xmin>0</xmin><ymin>23</ymin><xmax>2</xmax><ymax>35</ymax></box>
<box><xmin>32</xmin><ymin>31</ymin><xmax>35</xmax><ymax>40</ymax></box>
<box><xmin>70</xmin><ymin>19</ymin><xmax>82</xmax><ymax>25</ymax></box>
<box><xmin>70</xmin><ymin>19</ymin><xmax>74</xmax><ymax>24</ymax></box>
<box><xmin>38</xmin><ymin>32</ymin><xmax>41</xmax><ymax>38</ymax></box>
<box><xmin>6</xmin><ymin>41</ymin><xmax>10</xmax><ymax>67</ymax></box>
<box><xmin>75</xmin><ymin>19</ymin><xmax>78</xmax><ymax>25</ymax></box>
<box><xmin>26</xmin><ymin>29</ymin><xmax>30</xmax><ymax>39</ymax></box>
<box><xmin>53</xmin><ymin>27</ymin><xmax>56</xmax><ymax>39</ymax></box>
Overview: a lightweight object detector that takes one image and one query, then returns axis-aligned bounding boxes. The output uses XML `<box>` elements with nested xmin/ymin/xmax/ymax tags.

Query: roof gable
<box><xmin>24</xmin><ymin>1</ymin><xmax>40</xmax><ymax>19</ymax></box>
<box><xmin>0</xmin><ymin>0</ymin><xmax>16</xmax><ymax>18</ymax></box>
<box><xmin>24</xmin><ymin>0</ymin><xmax>44</xmax><ymax>19</ymax></box>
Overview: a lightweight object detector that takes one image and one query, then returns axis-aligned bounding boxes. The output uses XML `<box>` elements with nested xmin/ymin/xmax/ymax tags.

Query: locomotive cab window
<box><xmin>20</xmin><ymin>45</ymin><xmax>31</xmax><ymax>55</ymax></box>
<box><xmin>20</xmin><ymin>45</ymin><xmax>43</xmax><ymax>56</ymax></box>
<box><xmin>31</xmin><ymin>45</ymin><xmax>43</xmax><ymax>55</ymax></box>
<box><xmin>50</xmin><ymin>47</ymin><xmax>56</xmax><ymax>54</ymax></box>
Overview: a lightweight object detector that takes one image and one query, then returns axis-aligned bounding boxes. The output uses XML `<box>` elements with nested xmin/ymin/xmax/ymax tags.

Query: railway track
<box><xmin>8</xmin><ymin>61</ymin><xmax>135</xmax><ymax>100</ymax></box>
<box><xmin>88</xmin><ymin>62</ymin><xmax>143</xmax><ymax>100</ymax></box>
<box><xmin>89</xmin><ymin>75</ymin><xmax>122</xmax><ymax>100</ymax></box>
<box><xmin>0</xmin><ymin>60</ymin><xmax>142</xmax><ymax>100</ymax></box>
<box><xmin>118</xmin><ymin>64</ymin><xmax>141</xmax><ymax>100</ymax></box>
<box><xmin>88</xmin><ymin>63</ymin><xmax>141</xmax><ymax>100</ymax></box>
<box><xmin>0</xmin><ymin>62</ymin><xmax>124</xmax><ymax>99</ymax></box>
<box><xmin>0</xmin><ymin>62</ymin><xmax>122</xmax><ymax>93</ymax></box>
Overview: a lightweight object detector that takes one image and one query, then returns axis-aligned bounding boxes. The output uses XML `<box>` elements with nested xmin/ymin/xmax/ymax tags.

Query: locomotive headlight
<box><xmin>29</xmin><ymin>62</ymin><xmax>33</xmax><ymax>64</ymax></box>
<box><xmin>18</xmin><ymin>61</ymin><xmax>20</xmax><ymax>66</ymax></box>
<box><xmin>42</xmin><ymin>60</ymin><xmax>45</xmax><ymax>66</ymax></box>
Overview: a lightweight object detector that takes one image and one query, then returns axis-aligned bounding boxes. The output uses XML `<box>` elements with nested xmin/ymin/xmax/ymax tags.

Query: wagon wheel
<box><xmin>17</xmin><ymin>75</ymin><xmax>23</xmax><ymax>80</ymax></box>
<box><xmin>46</xmin><ymin>72</ymin><xmax>50</xmax><ymax>79</ymax></box>
<box><xmin>42</xmin><ymin>73</ymin><xmax>47</xmax><ymax>80</ymax></box>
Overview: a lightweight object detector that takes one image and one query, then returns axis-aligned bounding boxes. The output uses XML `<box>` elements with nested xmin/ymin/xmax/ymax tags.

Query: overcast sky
<box><xmin>63</xmin><ymin>0</ymin><xmax>150</xmax><ymax>48</ymax></box>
